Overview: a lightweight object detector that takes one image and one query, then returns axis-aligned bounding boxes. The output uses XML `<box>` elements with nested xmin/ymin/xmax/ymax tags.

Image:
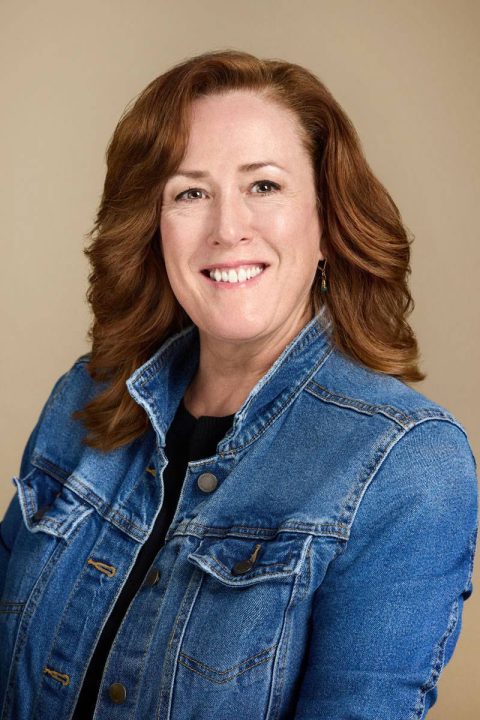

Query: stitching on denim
<box><xmin>462</xmin><ymin>524</ymin><xmax>478</xmax><ymax>600</ymax></box>
<box><xmin>134</xmin><ymin>326</ymin><xmax>198</xmax><ymax>388</ymax></box>
<box><xmin>265</xmin><ymin>538</ymin><xmax>311</xmax><ymax>719</ymax></box>
<box><xmin>177</xmin><ymin>653</ymin><xmax>274</xmax><ymax>683</ymax></box>
<box><xmin>30</xmin><ymin>455</ymin><xmax>70</xmax><ymax>483</ymax></box>
<box><xmin>202</xmin><ymin>555</ymin><xmax>293</xmax><ymax>584</ymax></box>
<box><xmin>68</xmin><ymin>474</ymin><xmax>146</xmax><ymax>538</ymax></box>
<box><xmin>214</xmin><ymin>553</ymin><xmax>290</xmax><ymax>572</ymax></box>
<box><xmin>306</xmin><ymin>380</ymin><xmax>414</xmax><ymax>427</ymax></box>
<box><xmin>158</xmin><ymin>345</ymin><xmax>332</xmax><ymax>461</ymax></box>
<box><xmin>335</xmin><ymin>425</ymin><xmax>407</xmax><ymax>529</ymax></box>
<box><xmin>409</xmin><ymin>597</ymin><xmax>460</xmax><ymax>719</ymax></box>
<box><xmin>173</xmin><ymin>521</ymin><xmax>349</xmax><ymax>541</ymax></box>
<box><xmin>0</xmin><ymin>602</ymin><xmax>25</xmax><ymax>614</ymax></box>
<box><xmin>3</xmin><ymin>521</ymin><xmax>81</xmax><ymax>717</ymax></box>
<box><xmin>133</xmin><ymin>320</ymin><xmax>332</xmax><ymax>457</ymax></box>
<box><xmin>206</xmin><ymin>553</ymin><xmax>291</xmax><ymax>577</ymax></box>
<box><xmin>136</xmin><ymin>317</ymin><xmax>326</xmax><ymax>391</ymax></box>
<box><xmin>179</xmin><ymin>643</ymin><xmax>277</xmax><ymax>674</ymax></box>
<box><xmin>167</xmin><ymin>570</ymin><xmax>203</xmax><ymax>654</ymax></box>
<box><xmin>216</xmin><ymin>346</ymin><xmax>335</xmax><ymax>456</ymax></box>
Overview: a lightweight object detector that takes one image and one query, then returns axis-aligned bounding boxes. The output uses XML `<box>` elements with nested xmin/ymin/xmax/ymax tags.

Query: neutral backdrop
<box><xmin>1</xmin><ymin>1</ymin><xmax>479</xmax><ymax>717</ymax></box>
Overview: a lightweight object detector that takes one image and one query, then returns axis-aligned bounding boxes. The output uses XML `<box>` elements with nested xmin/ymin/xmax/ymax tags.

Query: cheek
<box><xmin>159</xmin><ymin>217</ymin><xmax>188</xmax><ymax>266</ymax></box>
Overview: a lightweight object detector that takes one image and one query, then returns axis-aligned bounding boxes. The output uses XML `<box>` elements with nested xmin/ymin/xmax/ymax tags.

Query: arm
<box><xmin>0</xmin><ymin>365</ymin><xmax>79</xmax><ymax>597</ymax></box>
<box><xmin>0</xmin><ymin>420</ymin><xmax>41</xmax><ymax>597</ymax></box>
<box><xmin>293</xmin><ymin>419</ymin><xmax>478</xmax><ymax>720</ymax></box>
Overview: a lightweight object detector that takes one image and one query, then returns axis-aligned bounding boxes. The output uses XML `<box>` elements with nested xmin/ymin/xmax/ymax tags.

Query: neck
<box><xmin>183</xmin><ymin>306</ymin><xmax>313</xmax><ymax>418</ymax></box>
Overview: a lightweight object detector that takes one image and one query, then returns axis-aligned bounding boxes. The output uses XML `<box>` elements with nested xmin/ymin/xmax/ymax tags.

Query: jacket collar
<box><xmin>126</xmin><ymin>305</ymin><xmax>333</xmax><ymax>454</ymax></box>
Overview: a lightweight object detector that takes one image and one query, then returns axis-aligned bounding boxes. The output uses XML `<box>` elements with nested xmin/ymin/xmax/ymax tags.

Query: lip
<box><xmin>200</xmin><ymin>261</ymin><xmax>269</xmax><ymax>272</ymax></box>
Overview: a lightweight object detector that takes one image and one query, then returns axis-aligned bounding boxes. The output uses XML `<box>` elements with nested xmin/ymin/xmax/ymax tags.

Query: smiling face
<box><xmin>160</xmin><ymin>90</ymin><xmax>323</xmax><ymax>348</ymax></box>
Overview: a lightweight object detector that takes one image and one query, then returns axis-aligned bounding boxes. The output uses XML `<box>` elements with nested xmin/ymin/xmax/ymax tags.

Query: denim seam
<box><xmin>216</xmin><ymin>346</ymin><xmax>335</xmax><ymax>456</ymax></box>
<box><xmin>90</xmin><ymin>548</ymin><xmax>165</xmax><ymax>719</ymax></box>
<box><xmin>409</xmin><ymin>597</ymin><xmax>460</xmax><ymax>719</ymax></box>
<box><xmin>30</xmin><ymin>454</ymin><xmax>70</xmax><ymax>483</ymax></box>
<box><xmin>4</xmin><ymin>521</ymin><xmax>82</xmax><ymax>719</ymax></box>
<box><xmin>179</xmin><ymin>643</ymin><xmax>277</xmax><ymax>675</ymax></box>
<box><xmin>306</xmin><ymin>380</ymin><xmax>452</xmax><ymax>430</ymax></box>
<box><xmin>158</xmin><ymin>569</ymin><xmax>205</xmax><ymax>719</ymax></box>
<box><xmin>265</xmin><ymin>538</ymin><xmax>312</xmax><ymax>719</ymax></box>
<box><xmin>170</xmin><ymin>522</ymin><xmax>349</xmax><ymax>541</ymax></box>
<box><xmin>177</xmin><ymin>652</ymin><xmax>274</xmax><ymax>684</ymax></box>
<box><xmin>336</xmin><ymin>414</ymin><xmax>470</xmax><ymax>533</ymax></box>
<box><xmin>26</xmin><ymin>457</ymin><xmax>148</xmax><ymax>539</ymax></box>
<box><xmin>191</xmin><ymin>556</ymin><xmax>295</xmax><ymax>583</ymax></box>
<box><xmin>462</xmin><ymin>524</ymin><xmax>478</xmax><ymax>599</ymax></box>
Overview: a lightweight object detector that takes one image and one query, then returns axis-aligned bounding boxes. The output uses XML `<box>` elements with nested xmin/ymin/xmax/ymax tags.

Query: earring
<box><xmin>318</xmin><ymin>259</ymin><xmax>328</xmax><ymax>293</ymax></box>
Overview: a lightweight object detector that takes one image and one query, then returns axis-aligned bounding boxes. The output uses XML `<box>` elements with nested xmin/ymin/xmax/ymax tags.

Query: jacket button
<box><xmin>197</xmin><ymin>472</ymin><xmax>218</xmax><ymax>493</ymax></box>
<box><xmin>232</xmin><ymin>559</ymin><xmax>254</xmax><ymax>575</ymax></box>
<box><xmin>144</xmin><ymin>567</ymin><xmax>160</xmax><ymax>587</ymax></box>
<box><xmin>108</xmin><ymin>682</ymin><xmax>127</xmax><ymax>704</ymax></box>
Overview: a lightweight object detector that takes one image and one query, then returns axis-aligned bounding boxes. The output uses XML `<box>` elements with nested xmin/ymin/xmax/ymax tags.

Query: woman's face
<box><xmin>160</xmin><ymin>90</ymin><xmax>323</xmax><ymax>346</ymax></box>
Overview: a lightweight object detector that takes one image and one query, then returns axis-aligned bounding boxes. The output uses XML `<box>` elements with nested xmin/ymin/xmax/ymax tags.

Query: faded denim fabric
<box><xmin>0</xmin><ymin>309</ymin><xmax>477</xmax><ymax>720</ymax></box>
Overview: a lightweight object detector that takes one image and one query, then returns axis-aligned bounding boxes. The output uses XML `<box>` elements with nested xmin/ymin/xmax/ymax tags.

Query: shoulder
<box><xmin>305</xmin><ymin>347</ymin><xmax>477</xmax><ymax>498</ymax></box>
<box><xmin>20</xmin><ymin>354</ymin><xmax>102</xmax><ymax>477</ymax></box>
<box><xmin>37</xmin><ymin>353</ymin><xmax>98</xmax><ymax>426</ymax></box>
<box><xmin>308</xmin><ymin>345</ymin><xmax>467</xmax><ymax>433</ymax></box>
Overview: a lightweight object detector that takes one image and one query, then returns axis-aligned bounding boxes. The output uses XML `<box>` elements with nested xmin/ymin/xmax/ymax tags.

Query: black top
<box><xmin>72</xmin><ymin>397</ymin><xmax>235</xmax><ymax>719</ymax></box>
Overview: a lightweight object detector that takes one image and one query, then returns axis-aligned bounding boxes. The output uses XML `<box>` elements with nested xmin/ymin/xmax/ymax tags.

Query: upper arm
<box><xmin>0</xmin><ymin>362</ymin><xmax>85</xmax><ymax>597</ymax></box>
<box><xmin>293</xmin><ymin>419</ymin><xmax>478</xmax><ymax>720</ymax></box>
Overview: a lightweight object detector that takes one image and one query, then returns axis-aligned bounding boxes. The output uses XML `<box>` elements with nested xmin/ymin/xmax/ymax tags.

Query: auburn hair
<box><xmin>74</xmin><ymin>48</ymin><xmax>425</xmax><ymax>451</ymax></box>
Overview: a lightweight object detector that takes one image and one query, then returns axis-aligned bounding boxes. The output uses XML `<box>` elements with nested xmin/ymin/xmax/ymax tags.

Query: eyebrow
<box><xmin>169</xmin><ymin>161</ymin><xmax>287</xmax><ymax>180</ymax></box>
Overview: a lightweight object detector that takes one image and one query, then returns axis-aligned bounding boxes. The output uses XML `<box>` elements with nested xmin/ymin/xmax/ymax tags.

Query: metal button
<box><xmin>108</xmin><ymin>682</ymin><xmax>127</xmax><ymax>704</ymax></box>
<box><xmin>197</xmin><ymin>472</ymin><xmax>219</xmax><ymax>493</ymax></box>
<box><xmin>143</xmin><ymin>567</ymin><xmax>160</xmax><ymax>587</ymax></box>
<box><xmin>231</xmin><ymin>543</ymin><xmax>262</xmax><ymax>576</ymax></box>
<box><xmin>232</xmin><ymin>559</ymin><xmax>254</xmax><ymax>575</ymax></box>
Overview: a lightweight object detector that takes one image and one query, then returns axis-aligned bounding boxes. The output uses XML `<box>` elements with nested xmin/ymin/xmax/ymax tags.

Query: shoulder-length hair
<box><xmin>74</xmin><ymin>48</ymin><xmax>425</xmax><ymax>451</ymax></box>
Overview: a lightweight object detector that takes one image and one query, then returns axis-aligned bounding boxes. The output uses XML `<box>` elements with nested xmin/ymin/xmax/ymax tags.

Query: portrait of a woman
<box><xmin>0</xmin><ymin>49</ymin><xmax>477</xmax><ymax>719</ymax></box>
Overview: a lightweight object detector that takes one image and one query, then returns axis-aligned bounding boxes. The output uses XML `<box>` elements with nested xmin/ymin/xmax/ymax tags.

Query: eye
<box><xmin>250</xmin><ymin>180</ymin><xmax>281</xmax><ymax>195</ymax></box>
<box><xmin>174</xmin><ymin>187</ymin><xmax>206</xmax><ymax>202</ymax></box>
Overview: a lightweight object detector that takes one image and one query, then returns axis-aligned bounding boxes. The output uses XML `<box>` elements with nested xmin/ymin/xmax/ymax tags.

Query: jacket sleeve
<box><xmin>293</xmin><ymin>418</ymin><xmax>478</xmax><ymax>720</ymax></box>
<box><xmin>0</xmin><ymin>367</ymin><xmax>78</xmax><ymax>598</ymax></box>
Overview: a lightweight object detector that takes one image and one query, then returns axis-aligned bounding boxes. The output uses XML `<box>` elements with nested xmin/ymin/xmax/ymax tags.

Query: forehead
<box><xmin>183</xmin><ymin>90</ymin><xmax>308</xmax><ymax>162</ymax></box>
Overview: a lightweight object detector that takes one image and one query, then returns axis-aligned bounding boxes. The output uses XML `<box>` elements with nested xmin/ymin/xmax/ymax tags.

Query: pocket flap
<box><xmin>14</xmin><ymin>466</ymin><xmax>93</xmax><ymax>540</ymax></box>
<box><xmin>187</xmin><ymin>534</ymin><xmax>310</xmax><ymax>587</ymax></box>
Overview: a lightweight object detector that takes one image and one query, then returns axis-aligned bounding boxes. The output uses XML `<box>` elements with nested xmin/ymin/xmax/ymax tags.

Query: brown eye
<box><xmin>175</xmin><ymin>188</ymin><xmax>205</xmax><ymax>202</ymax></box>
<box><xmin>251</xmin><ymin>180</ymin><xmax>280</xmax><ymax>194</ymax></box>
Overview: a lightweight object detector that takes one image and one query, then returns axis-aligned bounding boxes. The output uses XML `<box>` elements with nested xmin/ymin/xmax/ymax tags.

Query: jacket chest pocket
<box><xmin>178</xmin><ymin>533</ymin><xmax>311</xmax><ymax>685</ymax></box>
<box><xmin>2</xmin><ymin>465</ymin><xmax>94</xmax><ymax>607</ymax></box>
<box><xmin>14</xmin><ymin>464</ymin><xmax>93</xmax><ymax>541</ymax></box>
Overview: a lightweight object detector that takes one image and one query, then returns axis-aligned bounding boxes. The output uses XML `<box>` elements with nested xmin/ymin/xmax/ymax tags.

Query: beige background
<box><xmin>1</xmin><ymin>1</ymin><xmax>479</xmax><ymax>716</ymax></box>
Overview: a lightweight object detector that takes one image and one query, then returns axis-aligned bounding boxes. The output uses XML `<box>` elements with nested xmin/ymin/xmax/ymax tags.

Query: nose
<box><xmin>208</xmin><ymin>190</ymin><xmax>251</xmax><ymax>248</ymax></box>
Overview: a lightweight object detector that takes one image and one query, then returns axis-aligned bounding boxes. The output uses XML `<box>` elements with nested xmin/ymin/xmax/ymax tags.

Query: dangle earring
<box><xmin>318</xmin><ymin>259</ymin><xmax>328</xmax><ymax>293</ymax></box>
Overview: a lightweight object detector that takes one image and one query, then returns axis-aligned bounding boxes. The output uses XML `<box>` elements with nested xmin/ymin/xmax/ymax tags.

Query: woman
<box><xmin>0</xmin><ymin>49</ymin><xmax>477</xmax><ymax>720</ymax></box>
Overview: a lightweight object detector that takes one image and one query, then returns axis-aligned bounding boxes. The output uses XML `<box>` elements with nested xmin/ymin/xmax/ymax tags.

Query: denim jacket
<box><xmin>0</xmin><ymin>311</ymin><xmax>478</xmax><ymax>720</ymax></box>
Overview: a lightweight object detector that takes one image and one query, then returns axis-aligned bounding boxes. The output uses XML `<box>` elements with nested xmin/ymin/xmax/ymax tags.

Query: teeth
<box><xmin>208</xmin><ymin>265</ymin><xmax>265</xmax><ymax>283</ymax></box>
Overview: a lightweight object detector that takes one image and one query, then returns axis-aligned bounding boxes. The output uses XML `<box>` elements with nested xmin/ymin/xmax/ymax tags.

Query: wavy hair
<box><xmin>74</xmin><ymin>49</ymin><xmax>425</xmax><ymax>451</ymax></box>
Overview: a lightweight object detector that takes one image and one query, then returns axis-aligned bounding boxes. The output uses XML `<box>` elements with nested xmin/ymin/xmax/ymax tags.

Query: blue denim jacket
<box><xmin>0</xmin><ymin>311</ymin><xmax>478</xmax><ymax>720</ymax></box>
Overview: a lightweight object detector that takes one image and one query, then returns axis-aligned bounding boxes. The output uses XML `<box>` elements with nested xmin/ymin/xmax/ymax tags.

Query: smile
<box><xmin>201</xmin><ymin>264</ymin><xmax>267</xmax><ymax>287</ymax></box>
